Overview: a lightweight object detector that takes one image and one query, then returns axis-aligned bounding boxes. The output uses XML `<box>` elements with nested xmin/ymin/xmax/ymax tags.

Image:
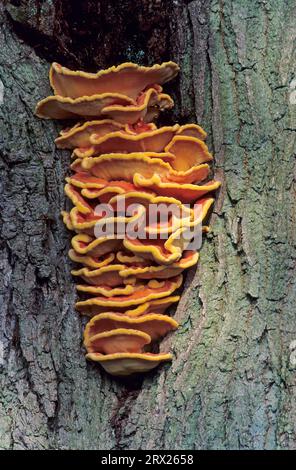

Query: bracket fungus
<box><xmin>35</xmin><ymin>61</ymin><xmax>220</xmax><ymax>376</ymax></box>
<box><xmin>84</xmin><ymin>328</ymin><xmax>152</xmax><ymax>355</ymax></box>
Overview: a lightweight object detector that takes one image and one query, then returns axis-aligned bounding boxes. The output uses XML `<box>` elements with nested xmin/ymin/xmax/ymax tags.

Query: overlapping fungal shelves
<box><xmin>35</xmin><ymin>61</ymin><xmax>220</xmax><ymax>376</ymax></box>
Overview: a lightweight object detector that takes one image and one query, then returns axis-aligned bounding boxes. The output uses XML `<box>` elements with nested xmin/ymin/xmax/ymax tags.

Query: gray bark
<box><xmin>0</xmin><ymin>0</ymin><xmax>296</xmax><ymax>450</ymax></box>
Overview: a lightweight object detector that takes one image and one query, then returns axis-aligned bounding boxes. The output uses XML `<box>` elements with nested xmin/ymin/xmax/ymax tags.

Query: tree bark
<box><xmin>0</xmin><ymin>0</ymin><xmax>295</xmax><ymax>450</ymax></box>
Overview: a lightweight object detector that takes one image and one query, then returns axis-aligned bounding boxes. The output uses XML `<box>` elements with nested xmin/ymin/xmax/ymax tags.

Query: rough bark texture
<box><xmin>0</xmin><ymin>0</ymin><xmax>296</xmax><ymax>450</ymax></box>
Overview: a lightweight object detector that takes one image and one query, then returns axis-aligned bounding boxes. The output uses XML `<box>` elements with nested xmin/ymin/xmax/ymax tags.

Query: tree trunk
<box><xmin>0</xmin><ymin>0</ymin><xmax>295</xmax><ymax>450</ymax></box>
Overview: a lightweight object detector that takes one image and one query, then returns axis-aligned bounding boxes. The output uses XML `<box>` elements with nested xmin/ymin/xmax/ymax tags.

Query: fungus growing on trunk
<box><xmin>35</xmin><ymin>61</ymin><xmax>220</xmax><ymax>376</ymax></box>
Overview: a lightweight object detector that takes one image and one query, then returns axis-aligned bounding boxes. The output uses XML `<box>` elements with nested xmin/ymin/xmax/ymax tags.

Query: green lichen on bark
<box><xmin>0</xmin><ymin>0</ymin><xmax>295</xmax><ymax>450</ymax></box>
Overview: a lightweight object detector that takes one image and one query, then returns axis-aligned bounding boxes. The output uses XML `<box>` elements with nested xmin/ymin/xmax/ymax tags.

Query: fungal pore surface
<box><xmin>35</xmin><ymin>61</ymin><xmax>220</xmax><ymax>376</ymax></box>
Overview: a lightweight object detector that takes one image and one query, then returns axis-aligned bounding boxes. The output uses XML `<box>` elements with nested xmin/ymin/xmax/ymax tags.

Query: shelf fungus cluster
<box><xmin>35</xmin><ymin>61</ymin><xmax>220</xmax><ymax>376</ymax></box>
